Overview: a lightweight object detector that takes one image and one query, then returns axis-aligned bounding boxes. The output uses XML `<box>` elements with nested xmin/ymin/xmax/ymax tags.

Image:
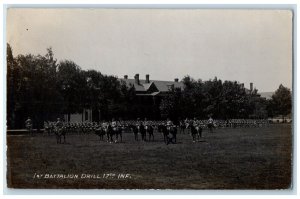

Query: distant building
<box><xmin>259</xmin><ymin>92</ymin><xmax>274</xmax><ymax>100</ymax></box>
<box><xmin>64</xmin><ymin>76</ymin><xmax>266</xmax><ymax>122</ymax></box>
<box><xmin>119</xmin><ymin>74</ymin><xmax>184</xmax><ymax>120</ymax></box>
<box><xmin>64</xmin><ymin>74</ymin><xmax>184</xmax><ymax>122</ymax></box>
<box><xmin>121</xmin><ymin>73</ymin><xmax>184</xmax><ymax>97</ymax></box>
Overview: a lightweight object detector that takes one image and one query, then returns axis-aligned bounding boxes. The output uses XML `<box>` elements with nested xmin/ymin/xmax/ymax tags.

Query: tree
<box><xmin>57</xmin><ymin>60</ymin><xmax>86</xmax><ymax>121</ymax></box>
<box><xmin>159</xmin><ymin>87</ymin><xmax>183</xmax><ymax>122</ymax></box>
<box><xmin>7</xmin><ymin>43</ymin><xmax>16</xmax><ymax>128</ymax></box>
<box><xmin>270</xmin><ymin>84</ymin><xmax>292</xmax><ymax>118</ymax></box>
<box><xmin>8</xmin><ymin>47</ymin><xmax>63</xmax><ymax>129</ymax></box>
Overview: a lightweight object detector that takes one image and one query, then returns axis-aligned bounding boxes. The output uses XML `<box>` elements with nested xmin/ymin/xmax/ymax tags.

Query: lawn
<box><xmin>6</xmin><ymin>124</ymin><xmax>292</xmax><ymax>189</ymax></box>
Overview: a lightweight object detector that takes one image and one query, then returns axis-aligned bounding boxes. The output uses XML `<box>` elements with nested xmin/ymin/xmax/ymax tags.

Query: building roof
<box><xmin>136</xmin><ymin>92</ymin><xmax>161</xmax><ymax>96</ymax></box>
<box><xmin>119</xmin><ymin>78</ymin><xmax>184</xmax><ymax>92</ymax></box>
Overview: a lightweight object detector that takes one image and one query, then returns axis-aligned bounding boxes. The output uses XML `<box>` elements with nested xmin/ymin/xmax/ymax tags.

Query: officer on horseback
<box><xmin>54</xmin><ymin>118</ymin><xmax>66</xmax><ymax>144</ymax></box>
<box><xmin>56</xmin><ymin>118</ymin><xmax>63</xmax><ymax>128</ymax></box>
<box><xmin>111</xmin><ymin>118</ymin><xmax>117</xmax><ymax>130</ymax></box>
<box><xmin>166</xmin><ymin>118</ymin><xmax>176</xmax><ymax>144</ymax></box>
<box><xmin>144</xmin><ymin>118</ymin><xmax>154</xmax><ymax>141</ymax></box>
<box><xmin>166</xmin><ymin>118</ymin><xmax>174</xmax><ymax>130</ymax></box>
<box><xmin>136</xmin><ymin>118</ymin><xmax>146</xmax><ymax>141</ymax></box>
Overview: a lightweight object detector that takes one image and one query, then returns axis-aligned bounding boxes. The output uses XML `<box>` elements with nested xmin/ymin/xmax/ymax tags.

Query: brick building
<box><xmin>65</xmin><ymin>74</ymin><xmax>184</xmax><ymax>122</ymax></box>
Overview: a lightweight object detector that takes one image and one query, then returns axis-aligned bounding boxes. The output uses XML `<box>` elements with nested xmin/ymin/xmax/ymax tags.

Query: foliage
<box><xmin>6</xmin><ymin>45</ymin><xmax>136</xmax><ymax>128</ymax></box>
<box><xmin>7</xmin><ymin>44</ymin><xmax>291</xmax><ymax>128</ymax></box>
<box><xmin>270</xmin><ymin>84</ymin><xmax>292</xmax><ymax>118</ymax></box>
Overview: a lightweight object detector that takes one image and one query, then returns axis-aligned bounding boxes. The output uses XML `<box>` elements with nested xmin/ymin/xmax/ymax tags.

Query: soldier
<box><xmin>25</xmin><ymin>117</ymin><xmax>33</xmax><ymax>135</ymax></box>
<box><xmin>44</xmin><ymin>121</ymin><xmax>51</xmax><ymax>135</ymax></box>
<box><xmin>179</xmin><ymin>119</ymin><xmax>185</xmax><ymax>134</ymax></box>
<box><xmin>208</xmin><ymin>116</ymin><xmax>214</xmax><ymax>133</ymax></box>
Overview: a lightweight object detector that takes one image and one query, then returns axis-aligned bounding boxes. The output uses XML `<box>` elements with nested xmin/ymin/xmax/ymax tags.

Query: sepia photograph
<box><xmin>5</xmin><ymin>7</ymin><xmax>293</xmax><ymax>190</ymax></box>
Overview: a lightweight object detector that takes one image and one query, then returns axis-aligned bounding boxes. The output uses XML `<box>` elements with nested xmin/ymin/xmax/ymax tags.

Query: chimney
<box><xmin>134</xmin><ymin>74</ymin><xmax>140</xmax><ymax>84</ymax></box>
<box><xmin>174</xmin><ymin>78</ymin><xmax>179</xmax><ymax>82</ymax></box>
<box><xmin>124</xmin><ymin>75</ymin><xmax>128</xmax><ymax>79</ymax></box>
<box><xmin>250</xmin><ymin>83</ymin><xmax>253</xmax><ymax>91</ymax></box>
<box><xmin>145</xmin><ymin>74</ymin><xmax>150</xmax><ymax>83</ymax></box>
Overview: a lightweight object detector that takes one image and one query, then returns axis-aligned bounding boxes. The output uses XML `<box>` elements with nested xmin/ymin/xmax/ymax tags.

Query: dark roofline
<box><xmin>119</xmin><ymin>78</ymin><xmax>183</xmax><ymax>83</ymax></box>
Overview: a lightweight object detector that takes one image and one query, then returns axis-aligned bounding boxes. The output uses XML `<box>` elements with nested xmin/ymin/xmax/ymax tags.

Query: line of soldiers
<box><xmin>33</xmin><ymin>117</ymin><xmax>271</xmax><ymax>144</ymax></box>
<box><xmin>181</xmin><ymin>118</ymin><xmax>270</xmax><ymax>130</ymax></box>
<box><xmin>43</xmin><ymin>118</ymin><xmax>270</xmax><ymax>134</ymax></box>
<box><xmin>43</xmin><ymin>118</ymin><xmax>174</xmax><ymax>135</ymax></box>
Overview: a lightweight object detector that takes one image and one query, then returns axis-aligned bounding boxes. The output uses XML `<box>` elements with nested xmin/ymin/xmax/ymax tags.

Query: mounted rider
<box><xmin>111</xmin><ymin>118</ymin><xmax>118</xmax><ymax>131</ymax></box>
<box><xmin>208</xmin><ymin>117</ymin><xmax>214</xmax><ymax>125</ymax></box>
<box><xmin>166</xmin><ymin>118</ymin><xmax>174</xmax><ymax>131</ymax></box>
<box><xmin>136</xmin><ymin>118</ymin><xmax>144</xmax><ymax>129</ymax></box>
<box><xmin>144</xmin><ymin>118</ymin><xmax>149</xmax><ymax>129</ymax></box>
<box><xmin>192</xmin><ymin>117</ymin><xmax>198</xmax><ymax>126</ymax></box>
<box><xmin>55</xmin><ymin>118</ymin><xmax>63</xmax><ymax>130</ymax></box>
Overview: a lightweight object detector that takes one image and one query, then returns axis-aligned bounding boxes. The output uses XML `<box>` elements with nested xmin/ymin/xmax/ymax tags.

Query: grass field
<box><xmin>6</xmin><ymin>124</ymin><xmax>292</xmax><ymax>189</ymax></box>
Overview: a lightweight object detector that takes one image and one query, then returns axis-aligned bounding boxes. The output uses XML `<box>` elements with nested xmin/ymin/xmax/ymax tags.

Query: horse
<box><xmin>138</xmin><ymin>124</ymin><xmax>146</xmax><ymax>141</ymax></box>
<box><xmin>145</xmin><ymin>125</ymin><xmax>154</xmax><ymax>141</ymax></box>
<box><xmin>190</xmin><ymin>124</ymin><xmax>203</xmax><ymax>142</ymax></box>
<box><xmin>94</xmin><ymin>125</ymin><xmax>106</xmax><ymax>141</ymax></box>
<box><xmin>44</xmin><ymin>122</ymin><xmax>53</xmax><ymax>136</ymax></box>
<box><xmin>129</xmin><ymin>125</ymin><xmax>139</xmax><ymax>141</ymax></box>
<box><xmin>167</xmin><ymin>125</ymin><xmax>177</xmax><ymax>144</ymax></box>
<box><xmin>157</xmin><ymin>124</ymin><xmax>168</xmax><ymax>144</ymax></box>
<box><xmin>179</xmin><ymin>122</ymin><xmax>186</xmax><ymax>134</ymax></box>
<box><xmin>54</xmin><ymin>126</ymin><xmax>66</xmax><ymax>144</ymax></box>
<box><xmin>207</xmin><ymin>123</ymin><xmax>214</xmax><ymax>133</ymax></box>
<box><xmin>114</xmin><ymin>125</ymin><xmax>123</xmax><ymax>143</ymax></box>
<box><xmin>104</xmin><ymin>124</ymin><xmax>115</xmax><ymax>143</ymax></box>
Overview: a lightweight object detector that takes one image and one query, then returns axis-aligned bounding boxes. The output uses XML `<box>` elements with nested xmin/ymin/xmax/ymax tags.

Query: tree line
<box><xmin>159</xmin><ymin>76</ymin><xmax>291</xmax><ymax>122</ymax></box>
<box><xmin>7</xmin><ymin>44</ymin><xmax>291</xmax><ymax>129</ymax></box>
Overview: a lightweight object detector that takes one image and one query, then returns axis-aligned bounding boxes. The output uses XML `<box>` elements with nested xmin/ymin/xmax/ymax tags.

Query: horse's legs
<box><xmin>151</xmin><ymin>133</ymin><xmax>154</xmax><ymax>141</ymax></box>
<box><xmin>110</xmin><ymin>134</ymin><xmax>113</xmax><ymax>143</ymax></box>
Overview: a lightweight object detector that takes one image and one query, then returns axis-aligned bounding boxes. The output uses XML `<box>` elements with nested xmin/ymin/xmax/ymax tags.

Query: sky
<box><xmin>6</xmin><ymin>8</ymin><xmax>293</xmax><ymax>92</ymax></box>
